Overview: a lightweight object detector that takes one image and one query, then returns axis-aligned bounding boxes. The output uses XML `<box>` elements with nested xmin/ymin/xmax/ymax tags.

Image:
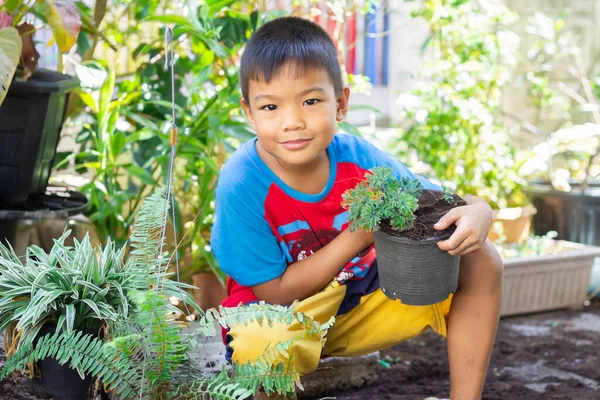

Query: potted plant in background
<box><xmin>394</xmin><ymin>0</ymin><xmax>534</xmax><ymax>244</ymax></box>
<box><xmin>183</xmin><ymin>244</ymin><xmax>227</xmax><ymax>312</ymax></box>
<box><xmin>342</xmin><ymin>166</ymin><xmax>466</xmax><ymax>305</ymax></box>
<box><xmin>0</xmin><ymin>0</ymin><xmax>81</xmax><ymax>204</ymax></box>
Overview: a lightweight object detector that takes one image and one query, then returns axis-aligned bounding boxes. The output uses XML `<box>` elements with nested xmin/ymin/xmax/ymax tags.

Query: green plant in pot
<box><xmin>0</xmin><ymin>234</ymin><xmax>127</xmax><ymax>398</ymax></box>
<box><xmin>0</xmin><ymin>190</ymin><xmax>201</xmax><ymax>399</ymax></box>
<box><xmin>0</xmin><ymin>0</ymin><xmax>81</xmax><ymax>204</ymax></box>
<box><xmin>342</xmin><ymin>166</ymin><xmax>466</xmax><ymax>305</ymax></box>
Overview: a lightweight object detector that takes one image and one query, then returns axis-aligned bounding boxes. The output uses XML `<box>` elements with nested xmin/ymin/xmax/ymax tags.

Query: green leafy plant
<box><xmin>0</xmin><ymin>188</ymin><xmax>200</xmax><ymax>353</ymax></box>
<box><xmin>60</xmin><ymin>67</ymin><xmax>151</xmax><ymax>246</ymax></box>
<box><xmin>394</xmin><ymin>0</ymin><xmax>528</xmax><ymax>209</ymax></box>
<box><xmin>0</xmin><ymin>232</ymin><xmax>127</xmax><ymax>350</ymax></box>
<box><xmin>341</xmin><ymin>166</ymin><xmax>423</xmax><ymax>232</ymax></box>
<box><xmin>442</xmin><ymin>186</ymin><xmax>454</xmax><ymax>204</ymax></box>
<box><xmin>60</xmin><ymin>4</ymin><xmax>261</xmax><ymax>278</ymax></box>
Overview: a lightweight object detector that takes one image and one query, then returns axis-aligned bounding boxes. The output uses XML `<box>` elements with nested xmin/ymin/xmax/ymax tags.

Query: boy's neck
<box><xmin>256</xmin><ymin>141</ymin><xmax>330</xmax><ymax>195</ymax></box>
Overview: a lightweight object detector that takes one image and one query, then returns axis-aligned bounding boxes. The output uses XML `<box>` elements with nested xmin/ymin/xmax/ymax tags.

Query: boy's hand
<box><xmin>434</xmin><ymin>201</ymin><xmax>493</xmax><ymax>256</ymax></box>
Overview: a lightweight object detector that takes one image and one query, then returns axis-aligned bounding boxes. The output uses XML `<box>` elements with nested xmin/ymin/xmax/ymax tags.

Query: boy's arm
<box><xmin>252</xmin><ymin>228</ymin><xmax>373</xmax><ymax>305</ymax></box>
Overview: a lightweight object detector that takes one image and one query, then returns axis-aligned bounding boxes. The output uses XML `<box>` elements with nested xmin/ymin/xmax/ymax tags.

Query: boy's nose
<box><xmin>282</xmin><ymin>111</ymin><xmax>306</xmax><ymax>132</ymax></box>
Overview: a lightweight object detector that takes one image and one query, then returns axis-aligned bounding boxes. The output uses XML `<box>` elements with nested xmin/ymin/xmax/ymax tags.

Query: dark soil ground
<box><xmin>2</xmin><ymin>303</ymin><xmax>599</xmax><ymax>400</ymax></box>
<box><xmin>311</xmin><ymin>301</ymin><xmax>600</xmax><ymax>400</ymax></box>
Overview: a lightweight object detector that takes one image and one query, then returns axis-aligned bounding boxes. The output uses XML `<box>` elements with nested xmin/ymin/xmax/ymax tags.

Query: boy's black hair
<box><xmin>240</xmin><ymin>16</ymin><xmax>343</xmax><ymax>105</ymax></box>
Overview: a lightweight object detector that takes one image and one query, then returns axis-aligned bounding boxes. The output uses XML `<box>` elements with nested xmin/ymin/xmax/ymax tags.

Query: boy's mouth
<box><xmin>280</xmin><ymin>138</ymin><xmax>312</xmax><ymax>150</ymax></box>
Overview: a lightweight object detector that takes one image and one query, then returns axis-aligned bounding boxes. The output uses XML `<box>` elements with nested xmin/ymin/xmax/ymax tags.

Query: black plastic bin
<box><xmin>0</xmin><ymin>69</ymin><xmax>79</xmax><ymax>204</ymax></box>
<box><xmin>529</xmin><ymin>182</ymin><xmax>600</xmax><ymax>247</ymax></box>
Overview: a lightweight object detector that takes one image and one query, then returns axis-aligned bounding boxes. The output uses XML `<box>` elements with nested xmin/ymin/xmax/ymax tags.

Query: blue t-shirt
<box><xmin>211</xmin><ymin>133</ymin><xmax>441</xmax><ymax>289</ymax></box>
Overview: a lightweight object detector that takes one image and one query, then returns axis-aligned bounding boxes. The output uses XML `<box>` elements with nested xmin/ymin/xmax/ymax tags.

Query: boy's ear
<box><xmin>336</xmin><ymin>86</ymin><xmax>351</xmax><ymax>122</ymax></box>
<box><xmin>241</xmin><ymin>98</ymin><xmax>256</xmax><ymax>129</ymax></box>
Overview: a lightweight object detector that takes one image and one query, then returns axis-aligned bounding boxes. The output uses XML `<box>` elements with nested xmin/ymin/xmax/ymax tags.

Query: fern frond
<box><xmin>126</xmin><ymin>188</ymin><xmax>169</xmax><ymax>280</ymax></box>
<box><xmin>176</xmin><ymin>369</ymin><xmax>255</xmax><ymax>400</ymax></box>
<box><xmin>233</xmin><ymin>361</ymin><xmax>300</xmax><ymax>398</ymax></box>
<box><xmin>195</xmin><ymin>303</ymin><xmax>334</xmax><ymax>398</ymax></box>
<box><xmin>0</xmin><ymin>330</ymin><xmax>141</xmax><ymax>398</ymax></box>
<box><xmin>124</xmin><ymin>189</ymin><xmax>203</xmax><ymax>316</ymax></box>
<box><xmin>130</xmin><ymin>290</ymin><xmax>188</xmax><ymax>394</ymax></box>
<box><xmin>197</xmin><ymin>302</ymin><xmax>300</xmax><ymax>338</ymax></box>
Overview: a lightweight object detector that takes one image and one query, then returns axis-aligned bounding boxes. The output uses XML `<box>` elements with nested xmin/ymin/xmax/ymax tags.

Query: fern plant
<box><xmin>342</xmin><ymin>166</ymin><xmax>423</xmax><ymax>232</ymax></box>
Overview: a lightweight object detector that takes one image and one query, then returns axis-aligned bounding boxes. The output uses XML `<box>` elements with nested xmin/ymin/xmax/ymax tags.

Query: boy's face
<box><xmin>241</xmin><ymin>64</ymin><xmax>350</xmax><ymax>169</ymax></box>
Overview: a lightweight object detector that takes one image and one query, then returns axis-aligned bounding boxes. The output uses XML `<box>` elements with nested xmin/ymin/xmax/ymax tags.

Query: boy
<box><xmin>211</xmin><ymin>16</ymin><xmax>503</xmax><ymax>400</ymax></box>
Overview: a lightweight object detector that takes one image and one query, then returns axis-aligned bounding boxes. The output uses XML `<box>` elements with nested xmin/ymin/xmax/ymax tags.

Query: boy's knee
<box><xmin>459</xmin><ymin>240</ymin><xmax>503</xmax><ymax>293</ymax></box>
<box><xmin>486</xmin><ymin>240</ymin><xmax>504</xmax><ymax>286</ymax></box>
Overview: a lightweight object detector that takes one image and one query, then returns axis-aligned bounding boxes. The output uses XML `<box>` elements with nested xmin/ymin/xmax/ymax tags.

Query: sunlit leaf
<box><xmin>144</xmin><ymin>15</ymin><xmax>193</xmax><ymax>27</ymax></box>
<box><xmin>37</xmin><ymin>0</ymin><xmax>81</xmax><ymax>53</ymax></box>
<box><xmin>127</xmin><ymin>165</ymin><xmax>156</xmax><ymax>185</ymax></box>
<box><xmin>0</xmin><ymin>27</ymin><xmax>22</xmax><ymax>107</ymax></box>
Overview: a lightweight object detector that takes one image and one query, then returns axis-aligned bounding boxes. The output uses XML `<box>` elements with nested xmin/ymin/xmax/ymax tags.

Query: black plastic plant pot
<box><xmin>374</xmin><ymin>230</ymin><xmax>460</xmax><ymax>306</ymax></box>
<box><xmin>36</xmin><ymin>325</ymin><xmax>97</xmax><ymax>400</ymax></box>
<box><xmin>0</xmin><ymin>69</ymin><xmax>79</xmax><ymax>204</ymax></box>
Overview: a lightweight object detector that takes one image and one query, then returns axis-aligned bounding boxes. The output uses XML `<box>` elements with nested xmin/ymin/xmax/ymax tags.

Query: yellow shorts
<box><xmin>226</xmin><ymin>278</ymin><xmax>453</xmax><ymax>375</ymax></box>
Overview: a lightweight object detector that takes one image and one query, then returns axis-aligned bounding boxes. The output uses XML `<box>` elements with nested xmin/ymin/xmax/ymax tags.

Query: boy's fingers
<box><xmin>437</xmin><ymin>233</ymin><xmax>464</xmax><ymax>251</ymax></box>
<box><xmin>453</xmin><ymin>242</ymin><xmax>480</xmax><ymax>257</ymax></box>
<box><xmin>437</xmin><ymin>224</ymin><xmax>472</xmax><ymax>251</ymax></box>
<box><xmin>434</xmin><ymin>207</ymin><xmax>463</xmax><ymax>230</ymax></box>
<box><xmin>448</xmin><ymin>237</ymin><xmax>478</xmax><ymax>256</ymax></box>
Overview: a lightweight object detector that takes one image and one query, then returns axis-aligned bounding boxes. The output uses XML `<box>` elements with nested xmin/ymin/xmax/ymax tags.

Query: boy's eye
<box><xmin>304</xmin><ymin>99</ymin><xmax>320</xmax><ymax>106</ymax></box>
<box><xmin>261</xmin><ymin>104</ymin><xmax>277</xmax><ymax>111</ymax></box>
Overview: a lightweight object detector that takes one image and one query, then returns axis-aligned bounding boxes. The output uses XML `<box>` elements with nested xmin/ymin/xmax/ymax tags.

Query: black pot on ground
<box><xmin>36</xmin><ymin>325</ymin><xmax>99</xmax><ymax>400</ymax></box>
<box><xmin>374</xmin><ymin>231</ymin><xmax>460</xmax><ymax>306</ymax></box>
<box><xmin>0</xmin><ymin>69</ymin><xmax>79</xmax><ymax>204</ymax></box>
<box><xmin>529</xmin><ymin>181</ymin><xmax>600</xmax><ymax>247</ymax></box>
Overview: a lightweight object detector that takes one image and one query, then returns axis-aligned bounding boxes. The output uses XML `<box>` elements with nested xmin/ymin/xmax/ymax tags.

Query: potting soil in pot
<box><xmin>379</xmin><ymin>190</ymin><xmax>467</xmax><ymax>240</ymax></box>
